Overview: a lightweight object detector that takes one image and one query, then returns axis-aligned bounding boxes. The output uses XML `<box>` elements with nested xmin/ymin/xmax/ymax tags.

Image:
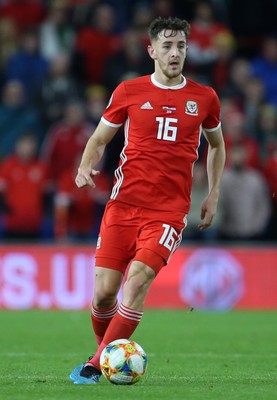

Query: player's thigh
<box><xmin>136</xmin><ymin>210</ymin><xmax>187</xmax><ymax>267</ymax></box>
<box><xmin>95</xmin><ymin>200</ymin><xmax>139</xmax><ymax>273</ymax></box>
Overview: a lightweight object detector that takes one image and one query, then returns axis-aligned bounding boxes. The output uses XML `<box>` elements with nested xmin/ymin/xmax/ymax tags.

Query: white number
<box><xmin>156</xmin><ymin>117</ymin><xmax>178</xmax><ymax>141</ymax></box>
<box><xmin>159</xmin><ymin>223</ymin><xmax>178</xmax><ymax>251</ymax></box>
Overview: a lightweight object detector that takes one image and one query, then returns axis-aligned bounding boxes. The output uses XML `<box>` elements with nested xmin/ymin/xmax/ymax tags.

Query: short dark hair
<box><xmin>148</xmin><ymin>17</ymin><xmax>191</xmax><ymax>42</ymax></box>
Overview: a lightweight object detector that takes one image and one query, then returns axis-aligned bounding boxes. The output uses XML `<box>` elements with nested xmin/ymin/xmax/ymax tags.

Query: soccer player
<box><xmin>70</xmin><ymin>16</ymin><xmax>226</xmax><ymax>384</ymax></box>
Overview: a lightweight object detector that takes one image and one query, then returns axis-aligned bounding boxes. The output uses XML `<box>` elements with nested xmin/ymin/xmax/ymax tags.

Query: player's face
<box><xmin>148</xmin><ymin>30</ymin><xmax>187</xmax><ymax>81</ymax></box>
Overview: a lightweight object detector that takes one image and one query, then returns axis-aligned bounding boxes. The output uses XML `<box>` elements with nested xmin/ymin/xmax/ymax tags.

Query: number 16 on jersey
<box><xmin>156</xmin><ymin>117</ymin><xmax>178</xmax><ymax>142</ymax></box>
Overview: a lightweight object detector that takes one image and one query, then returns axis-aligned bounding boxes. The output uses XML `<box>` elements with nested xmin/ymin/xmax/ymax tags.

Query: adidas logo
<box><xmin>141</xmin><ymin>101</ymin><xmax>153</xmax><ymax>110</ymax></box>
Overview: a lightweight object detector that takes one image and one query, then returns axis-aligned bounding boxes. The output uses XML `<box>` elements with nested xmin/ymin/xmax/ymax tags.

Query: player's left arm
<box><xmin>199</xmin><ymin>126</ymin><xmax>226</xmax><ymax>230</ymax></box>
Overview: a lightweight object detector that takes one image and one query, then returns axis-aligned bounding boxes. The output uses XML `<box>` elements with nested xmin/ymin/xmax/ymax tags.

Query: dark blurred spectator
<box><xmin>130</xmin><ymin>2</ymin><xmax>154</xmax><ymax>49</ymax></box>
<box><xmin>186</xmin><ymin>0</ymin><xmax>235</xmax><ymax>83</ymax></box>
<box><xmin>70</xmin><ymin>0</ymin><xmax>126</xmax><ymax>32</ymax></box>
<box><xmin>211</xmin><ymin>30</ymin><xmax>236</xmax><ymax>92</ymax></box>
<box><xmin>73</xmin><ymin>2</ymin><xmax>122</xmax><ymax>84</ymax></box>
<box><xmin>6</xmin><ymin>28</ymin><xmax>49</xmax><ymax>103</ymax></box>
<box><xmin>39</xmin><ymin>0</ymin><xmax>75</xmax><ymax>61</ymax></box>
<box><xmin>250</xmin><ymin>35</ymin><xmax>277</xmax><ymax>106</ymax></box>
<box><xmin>0</xmin><ymin>0</ymin><xmax>46</xmax><ymax>33</ymax></box>
<box><xmin>103</xmin><ymin>27</ymin><xmax>152</xmax><ymax>94</ymax></box>
<box><xmin>0</xmin><ymin>133</ymin><xmax>50</xmax><ymax>240</ymax></box>
<box><xmin>184</xmin><ymin>161</ymin><xmax>222</xmax><ymax>241</ymax></box>
<box><xmin>219</xmin><ymin>143</ymin><xmax>271</xmax><ymax>241</ymax></box>
<box><xmin>263</xmin><ymin>135</ymin><xmax>277</xmax><ymax>240</ymax></box>
<box><xmin>220</xmin><ymin>96</ymin><xmax>242</xmax><ymax>120</ymax></box>
<box><xmin>0</xmin><ymin>17</ymin><xmax>18</xmax><ymax>88</ymax></box>
<box><xmin>85</xmin><ymin>84</ymin><xmax>108</xmax><ymax>125</ymax></box>
<box><xmin>241</xmin><ymin>76</ymin><xmax>265</xmax><ymax>140</ymax></box>
<box><xmin>41</xmin><ymin>99</ymin><xmax>93</xmax><ymax>182</ymax></box>
<box><xmin>0</xmin><ymin>80</ymin><xmax>41</xmax><ymax>158</ymax></box>
<box><xmin>153</xmin><ymin>0</ymin><xmax>175</xmax><ymax>18</ymax></box>
<box><xmin>222</xmin><ymin>110</ymin><xmax>261</xmax><ymax>170</ymax></box>
<box><xmin>35</xmin><ymin>52</ymin><xmax>81</xmax><ymax>130</ymax></box>
<box><xmin>219</xmin><ymin>57</ymin><xmax>251</xmax><ymax>109</ymax></box>
<box><xmin>258</xmin><ymin>104</ymin><xmax>277</xmax><ymax>156</ymax></box>
<box><xmin>69</xmin><ymin>0</ymin><xmax>100</xmax><ymax>30</ymax></box>
<box><xmin>176</xmin><ymin>0</ymin><xmax>229</xmax><ymax>23</ymax></box>
<box><xmin>54</xmin><ymin>155</ymin><xmax>110</xmax><ymax>240</ymax></box>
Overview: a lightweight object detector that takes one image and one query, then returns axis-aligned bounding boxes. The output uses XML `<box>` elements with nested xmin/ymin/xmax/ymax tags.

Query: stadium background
<box><xmin>0</xmin><ymin>0</ymin><xmax>276</xmax><ymax>310</ymax></box>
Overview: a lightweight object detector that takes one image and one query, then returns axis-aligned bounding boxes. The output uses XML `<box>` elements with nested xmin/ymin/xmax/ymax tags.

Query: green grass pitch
<box><xmin>0</xmin><ymin>310</ymin><xmax>276</xmax><ymax>400</ymax></box>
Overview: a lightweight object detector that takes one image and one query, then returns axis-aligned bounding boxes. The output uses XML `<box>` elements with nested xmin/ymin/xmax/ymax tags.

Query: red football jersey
<box><xmin>102</xmin><ymin>74</ymin><xmax>221</xmax><ymax>213</ymax></box>
<box><xmin>42</xmin><ymin>122</ymin><xmax>92</xmax><ymax>181</ymax></box>
<box><xmin>0</xmin><ymin>155</ymin><xmax>49</xmax><ymax>232</ymax></box>
<box><xmin>56</xmin><ymin>168</ymin><xmax>111</xmax><ymax>235</ymax></box>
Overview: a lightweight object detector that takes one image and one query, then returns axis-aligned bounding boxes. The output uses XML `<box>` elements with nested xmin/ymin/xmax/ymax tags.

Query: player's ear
<box><xmin>147</xmin><ymin>45</ymin><xmax>157</xmax><ymax>60</ymax></box>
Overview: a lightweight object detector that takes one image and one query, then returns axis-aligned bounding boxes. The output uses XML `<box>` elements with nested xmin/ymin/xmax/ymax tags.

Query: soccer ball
<box><xmin>100</xmin><ymin>338</ymin><xmax>148</xmax><ymax>385</ymax></box>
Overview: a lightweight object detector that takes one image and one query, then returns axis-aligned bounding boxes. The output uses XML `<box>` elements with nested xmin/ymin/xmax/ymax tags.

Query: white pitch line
<box><xmin>13</xmin><ymin>375</ymin><xmax>276</xmax><ymax>382</ymax></box>
<box><xmin>2</xmin><ymin>351</ymin><xmax>276</xmax><ymax>359</ymax></box>
<box><xmin>1</xmin><ymin>352</ymin><xmax>82</xmax><ymax>357</ymax></box>
<box><xmin>147</xmin><ymin>352</ymin><xmax>277</xmax><ymax>358</ymax></box>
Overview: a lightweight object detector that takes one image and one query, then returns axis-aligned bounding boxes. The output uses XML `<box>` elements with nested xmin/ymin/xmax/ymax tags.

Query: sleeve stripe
<box><xmin>101</xmin><ymin>116</ymin><xmax>122</xmax><ymax>128</ymax></box>
<box><xmin>202</xmin><ymin>121</ymin><xmax>221</xmax><ymax>132</ymax></box>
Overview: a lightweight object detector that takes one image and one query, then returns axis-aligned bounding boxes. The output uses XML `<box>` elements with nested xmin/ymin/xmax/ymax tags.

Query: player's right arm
<box><xmin>75</xmin><ymin>121</ymin><xmax>119</xmax><ymax>188</ymax></box>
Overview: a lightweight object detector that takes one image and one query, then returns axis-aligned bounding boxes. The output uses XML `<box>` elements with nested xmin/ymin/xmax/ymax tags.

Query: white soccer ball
<box><xmin>100</xmin><ymin>338</ymin><xmax>148</xmax><ymax>385</ymax></box>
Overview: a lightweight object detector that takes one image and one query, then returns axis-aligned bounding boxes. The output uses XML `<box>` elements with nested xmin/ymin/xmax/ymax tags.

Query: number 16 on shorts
<box><xmin>159</xmin><ymin>223</ymin><xmax>179</xmax><ymax>251</ymax></box>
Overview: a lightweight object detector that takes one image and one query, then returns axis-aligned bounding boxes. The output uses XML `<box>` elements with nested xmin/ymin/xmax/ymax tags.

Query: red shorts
<box><xmin>95</xmin><ymin>200</ymin><xmax>187</xmax><ymax>274</ymax></box>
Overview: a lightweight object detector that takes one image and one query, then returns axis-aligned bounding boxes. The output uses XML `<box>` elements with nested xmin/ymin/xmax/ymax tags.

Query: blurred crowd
<box><xmin>0</xmin><ymin>0</ymin><xmax>276</xmax><ymax>243</ymax></box>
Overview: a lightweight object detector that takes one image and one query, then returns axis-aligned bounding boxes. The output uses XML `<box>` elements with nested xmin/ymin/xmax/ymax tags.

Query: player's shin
<box><xmin>87</xmin><ymin>304</ymin><xmax>143</xmax><ymax>370</ymax></box>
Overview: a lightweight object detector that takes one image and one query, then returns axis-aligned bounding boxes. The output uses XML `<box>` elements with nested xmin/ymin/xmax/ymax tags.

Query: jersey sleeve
<box><xmin>202</xmin><ymin>87</ymin><xmax>221</xmax><ymax>131</ymax></box>
<box><xmin>101</xmin><ymin>82</ymin><xmax>128</xmax><ymax>127</ymax></box>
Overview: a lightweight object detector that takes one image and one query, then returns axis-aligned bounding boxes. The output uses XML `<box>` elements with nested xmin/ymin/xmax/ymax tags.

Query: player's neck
<box><xmin>153</xmin><ymin>71</ymin><xmax>184</xmax><ymax>87</ymax></box>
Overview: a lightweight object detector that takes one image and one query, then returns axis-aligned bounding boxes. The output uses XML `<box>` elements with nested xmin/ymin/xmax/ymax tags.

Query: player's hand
<box><xmin>198</xmin><ymin>193</ymin><xmax>218</xmax><ymax>230</ymax></box>
<box><xmin>75</xmin><ymin>167</ymin><xmax>100</xmax><ymax>188</ymax></box>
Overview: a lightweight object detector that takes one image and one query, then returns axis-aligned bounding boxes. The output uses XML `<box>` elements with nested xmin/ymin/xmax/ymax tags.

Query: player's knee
<box><xmin>93</xmin><ymin>286</ymin><xmax>118</xmax><ymax>309</ymax></box>
<box><xmin>93</xmin><ymin>267</ymin><xmax>123</xmax><ymax>309</ymax></box>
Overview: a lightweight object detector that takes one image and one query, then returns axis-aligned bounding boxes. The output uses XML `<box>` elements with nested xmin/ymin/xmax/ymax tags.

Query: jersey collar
<box><xmin>151</xmin><ymin>73</ymin><xmax>186</xmax><ymax>89</ymax></box>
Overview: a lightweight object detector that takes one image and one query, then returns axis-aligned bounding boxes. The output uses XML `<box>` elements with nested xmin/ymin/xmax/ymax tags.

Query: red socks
<box><xmin>91</xmin><ymin>302</ymin><xmax>118</xmax><ymax>346</ymax></box>
<box><xmin>87</xmin><ymin>304</ymin><xmax>143</xmax><ymax>370</ymax></box>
